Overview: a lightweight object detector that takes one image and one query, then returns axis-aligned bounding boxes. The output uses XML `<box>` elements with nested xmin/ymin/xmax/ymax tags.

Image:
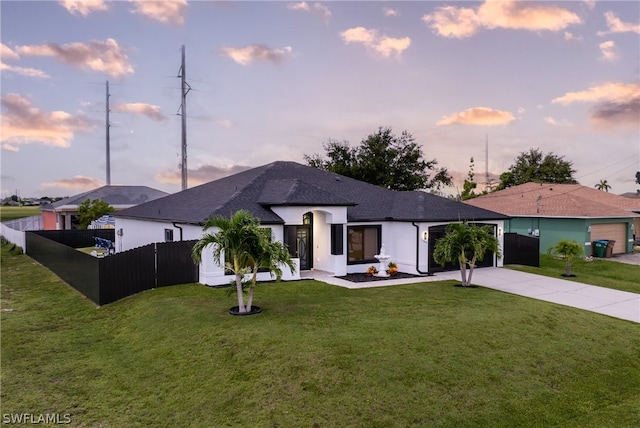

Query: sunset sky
<box><xmin>1</xmin><ymin>0</ymin><xmax>639</xmax><ymax>198</ymax></box>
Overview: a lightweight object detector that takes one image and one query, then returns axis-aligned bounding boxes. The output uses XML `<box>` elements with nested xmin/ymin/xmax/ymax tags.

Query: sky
<box><xmin>1</xmin><ymin>0</ymin><xmax>639</xmax><ymax>199</ymax></box>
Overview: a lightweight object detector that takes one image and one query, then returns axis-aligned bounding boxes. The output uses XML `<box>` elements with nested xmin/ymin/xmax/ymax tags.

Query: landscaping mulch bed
<box><xmin>336</xmin><ymin>272</ymin><xmax>424</xmax><ymax>283</ymax></box>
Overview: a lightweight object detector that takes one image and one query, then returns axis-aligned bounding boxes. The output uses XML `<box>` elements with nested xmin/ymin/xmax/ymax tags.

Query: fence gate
<box><xmin>503</xmin><ymin>233</ymin><xmax>540</xmax><ymax>267</ymax></box>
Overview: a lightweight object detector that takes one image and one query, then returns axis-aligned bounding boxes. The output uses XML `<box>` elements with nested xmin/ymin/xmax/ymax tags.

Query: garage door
<box><xmin>591</xmin><ymin>223</ymin><xmax>627</xmax><ymax>254</ymax></box>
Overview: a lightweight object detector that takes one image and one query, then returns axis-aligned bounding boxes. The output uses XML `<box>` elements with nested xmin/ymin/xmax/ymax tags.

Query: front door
<box><xmin>297</xmin><ymin>226</ymin><xmax>312</xmax><ymax>270</ymax></box>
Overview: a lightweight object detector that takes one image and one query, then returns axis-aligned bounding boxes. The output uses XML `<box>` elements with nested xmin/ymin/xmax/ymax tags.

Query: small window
<box><xmin>164</xmin><ymin>229</ymin><xmax>174</xmax><ymax>242</ymax></box>
<box><xmin>347</xmin><ymin>225</ymin><xmax>381</xmax><ymax>264</ymax></box>
<box><xmin>331</xmin><ymin>224</ymin><xmax>344</xmax><ymax>255</ymax></box>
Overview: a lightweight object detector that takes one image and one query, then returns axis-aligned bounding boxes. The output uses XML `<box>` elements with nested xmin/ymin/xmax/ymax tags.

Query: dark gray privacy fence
<box><xmin>26</xmin><ymin>231</ymin><xmax>198</xmax><ymax>305</ymax></box>
<box><xmin>503</xmin><ymin>233</ymin><xmax>540</xmax><ymax>267</ymax></box>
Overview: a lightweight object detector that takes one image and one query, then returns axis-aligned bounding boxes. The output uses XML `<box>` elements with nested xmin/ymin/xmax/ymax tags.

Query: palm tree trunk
<box><xmin>565</xmin><ymin>260</ymin><xmax>572</xmax><ymax>276</ymax></box>
<box><xmin>246</xmin><ymin>268</ymin><xmax>258</xmax><ymax>312</ymax></box>
<box><xmin>235</xmin><ymin>274</ymin><xmax>246</xmax><ymax>313</ymax></box>
<box><xmin>466</xmin><ymin>257</ymin><xmax>476</xmax><ymax>286</ymax></box>
<box><xmin>459</xmin><ymin>261</ymin><xmax>468</xmax><ymax>286</ymax></box>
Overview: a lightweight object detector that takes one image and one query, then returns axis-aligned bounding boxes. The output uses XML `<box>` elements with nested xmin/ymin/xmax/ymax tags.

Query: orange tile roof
<box><xmin>464</xmin><ymin>183</ymin><xmax>640</xmax><ymax>218</ymax></box>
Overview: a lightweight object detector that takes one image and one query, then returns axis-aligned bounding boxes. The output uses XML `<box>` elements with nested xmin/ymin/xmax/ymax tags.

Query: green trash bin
<box><xmin>593</xmin><ymin>240</ymin><xmax>607</xmax><ymax>258</ymax></box>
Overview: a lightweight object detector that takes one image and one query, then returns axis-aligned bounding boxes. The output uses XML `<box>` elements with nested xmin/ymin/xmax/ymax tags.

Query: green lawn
<box><xmin>507</xmin><ymin>254</ymin><xmax>640</xmax><ymax>294</ymax></box>
<box><xmin>2</xmin><ymin>244</ymin><xmax>639</xmax><ymax>427</ymax></box>
<box><xmin>0</xmin><ymin>206</ymin><xmax>41</xmax><ymax>222</ymax></box>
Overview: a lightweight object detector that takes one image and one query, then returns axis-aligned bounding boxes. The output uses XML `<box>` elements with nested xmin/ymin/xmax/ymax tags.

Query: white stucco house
<box><xmin>113</xmin><ymin>161</ymin><xmax>508</xmax><ymax>286</ymax></box>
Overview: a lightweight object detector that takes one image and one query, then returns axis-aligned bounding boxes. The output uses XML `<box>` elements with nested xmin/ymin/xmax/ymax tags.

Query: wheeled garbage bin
<box><xmin>605</xmin><ymin>240</ymin><xmax>616</xmax><ymax>258</ymax></box>
<box><xmin>592</xmin><ymin>240</ymin><xmax>607</xmax><ymax>258</ymax></box>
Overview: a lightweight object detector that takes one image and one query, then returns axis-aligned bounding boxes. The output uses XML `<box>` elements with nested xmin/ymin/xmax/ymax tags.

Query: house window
<box><xmin>164</xmin><ymin>229</ymin><xmax>174</xmax><ymax>242</ymax></box>
<box><xmin>331</xmin><ymin>224</ymin><xmax>344</xmax><ymax>255</ymax></box>
<box><xmin>347</xmin><ymin>225</ymin><xmax>381</xmax><ymax>264</ymax></box>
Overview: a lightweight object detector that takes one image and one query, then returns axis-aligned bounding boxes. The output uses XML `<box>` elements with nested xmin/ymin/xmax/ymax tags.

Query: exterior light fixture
<box><xmin>498</xmin><ymin>228</ymin><xmax>503</xmax><ymax>236</ymax></box>
<box><xmin>587</xmin><ymin>225</ymin><xmax>592</xmax><ymax>233</ymax></box>
<box><xmin>422</xmin><ymin>231</ymin><xmax>429</xmax><ymax>242</ymax></box>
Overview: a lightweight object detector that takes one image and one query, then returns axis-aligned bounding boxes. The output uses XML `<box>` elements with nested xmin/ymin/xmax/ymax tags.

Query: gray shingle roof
<box><xmin>41</xmin><ymin>185</ymin><xmax>169</xmax><ymax>211</ymax></box>
<box><xmin>114</xmin><ymin>161</ymin><xmax>507</xmax><ymax>224</ymax></box>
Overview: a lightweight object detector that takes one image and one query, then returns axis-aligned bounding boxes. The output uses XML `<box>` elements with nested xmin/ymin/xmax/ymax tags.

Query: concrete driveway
<box><xmin>308</xmin><ymin>265</ymin><xmax>640</xmax><ymax>324</ymax></box>
<box><xmin>466</xmin><ymin>268</ymin><xmax>639</xmax><ymax>324</ymax></box>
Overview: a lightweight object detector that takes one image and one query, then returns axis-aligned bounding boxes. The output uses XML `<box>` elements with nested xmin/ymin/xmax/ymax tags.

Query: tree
<box><xmin>595</xmin><ymin>179</ymin><xmax>611</xmax><ymax>192</ymax></box>
<box><xmin>433</xmin><ymin>222</ymin><xmax>502</xmax><ymax>287</ymax></box>
<box><xmin>547</xmin><ymin>239</ymin><xmax>584</xmax><ymax>277</ymax></box>
<box><xmin>460</xmin><ymin>157</ymin><xmax>480</xmax><ymax>201</ymax></box>
<box><xmin>304</xmin><ymin>127</ymin><xmax>452</xmax><ymax>191</ymax></box>
<box><xmin>77</xmin><ymin>199</ymin><xmax>115</xmax><ymax>229</ymax></box>
<box><xmin>191</xmin><ymin>210</ymin><xmax>295</xmax><ymax>314</ymax></box>
<box><xmin>635</xmin><ymin>171</ymin><xmax>640</xmax><ymax>186</ymax></box>
<box><xmin>496</xmin><ymin>148</ymin><xmax>577</xmax><ymax>190</ymax></box>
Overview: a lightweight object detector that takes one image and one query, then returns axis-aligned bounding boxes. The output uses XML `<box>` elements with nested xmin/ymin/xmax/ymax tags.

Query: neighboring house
<box><xmin>464</xmin><ymin>182</ymin><xmax>640</xmax><ymax>255</ymax></box>
<box><xmin>40</xmin><ymin>185</ymin><xmax>169</xmax><ymax>230</ymax></box>
<box><xmin>113</xmin><ymin>161</ymin><xmax>508</xmax><ymax>286</ymax></box>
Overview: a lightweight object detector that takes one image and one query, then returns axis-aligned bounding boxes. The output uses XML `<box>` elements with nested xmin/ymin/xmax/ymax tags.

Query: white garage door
<box><xmin>591</xmin><ymin>223</ymin><xmax>627</xmax><ymax>254</ymax></box>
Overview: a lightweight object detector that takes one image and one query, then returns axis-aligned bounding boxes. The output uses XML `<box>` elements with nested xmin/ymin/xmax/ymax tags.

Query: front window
<box><xmin>348</xmin><ymin>225</ymin><xmax>381</xmax><ymax>264</ymax></box>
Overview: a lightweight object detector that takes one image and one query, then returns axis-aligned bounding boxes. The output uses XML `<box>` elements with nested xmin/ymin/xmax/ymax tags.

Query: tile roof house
<box><xmin>464</xmin><ymin>182</ymin><xmax>640</xmax><ymax>255</ymax></box>
<box><xmin>114</xmin><ymin>161</ymin><xmax>508</xmax><ymax>286</ymax></box>
<box><xmin>40</xmin><ymin>185</ymin><xmax>169</xmax><ymax>230</ymax></box>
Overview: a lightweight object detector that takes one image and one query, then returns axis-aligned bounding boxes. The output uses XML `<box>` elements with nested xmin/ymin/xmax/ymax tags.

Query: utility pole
<box><xmin>106</xmin><ymin>80</ymin><xmax>111</xmax><ymax>185</ymax></box>
<box><xmin>485</xmin><ymin>134</ymin><xmax>489</xmax><ymax>187</ymax></box>
<box><xmin>177</xmin><ymin>45</ymin><xmax>191</xmax><ymax>191</ymax></box>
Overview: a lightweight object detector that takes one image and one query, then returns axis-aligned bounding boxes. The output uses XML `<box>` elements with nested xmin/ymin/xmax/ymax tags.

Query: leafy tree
<box><xmin>77</xmin><ymin>199</ymin><xmax>115</xmax><ymax>229</ymax></box>
<box><xmin>595</xmin><ymin>179</ymin><xmax>611</xmax><ymax>192</ymax></box>
<box><xmin>433</xmin><ymin>222</ymin><xmax>502</xmax><ymax>287</ymax></box>
<box><xmin>547</xmin><ymin>239</ymin><xmax>584</xmax><ymax>277</ymax></box>
<box><xmin>496</xmin><ymin>148</ymin><xmax>577</xmax><ymax>190</ymax></box>
<box><xmin>635</xmin><ymin>171</ymin><xmax>640</xmax><ymax>186</ymax></box>
<box><xmin>304</xmin><ymin>127</ymin><xmax>452</xmax><ymax>191</ymax></box>
<box><xmin>192</xmin><ymin>210</ymin><xmax>295</xmax><ymax>314</ymax></box>
<box><xmin>460</xmin><ymin>157</ymin><xmax>481</xmax><ymax>201</ymax></box>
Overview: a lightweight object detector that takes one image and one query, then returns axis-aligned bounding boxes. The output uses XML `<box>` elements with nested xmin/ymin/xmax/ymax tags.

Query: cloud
<box><xmin>59</xmin><ymin>0</ymin><xmax>108</xmax><ymax>16</ymax></box>
<box><xmin>437</xmin><ymin>107</ymin><xmax>515</xmax><ymax>126</ymax></box>
<box><xmin>564</xmin><ymin>31</ymin><xmax>581</xmax><ymax>41</ymax></box>
<box><xmin>598</xmin><ymin>41</ymin><xmax>618</xmax><ymax>62</ymax></box>
<box><xmin>113</xmin><ymin>103</ymin><xmax>167</xmax><ymax>122</ymax></box>
<box><xmin>544</xmin><ymin>116</ymin><xmax>572</xmax><ymax>127</ymax></box>
<box><xmin>1</xmin><ymin>93</ymin><xmax>95</xmax><ymax>151</ymax></box>
<box><xmin>129</xmin><ymin>0</ymin><xmax>187</xmax><ymax>25</ymax></box>
<box><xmin>16</xmin><ymin>38</ymin><xmax>134</xmax><ymax>78</ymax></box>
<box><xmin>40</xmin><ymin>176</ymin><xmax>103</xmax><ymax>191</ymax></box>
<box><xmin>156</xmin><ymin>163</ymin><xmax>252</xmax><ymax>186</ymax></box>
<box><xmin>383</xmin><ymin>7</ymin><xmax>399</xmax><ymax>17</ymax></box>
<box><xmin>0</xmin><ymin>62</ymin><xmax>50</xmax><ymax>79</ymax></box>
<box><xmin>552</xmin><ymin>82</ymin><xmax>640</xmax><ymax>128</ymax></box>
<box><xmin>597</xmin><ymin>11</ymin><xmax>640</xmax><ymax>36</ymax></box>
<box><xmin>422</xmin><ymin>0</ymin><xmax>581</xmax><ymax>39</ymax></box>
<box><xmin>552</xmin><ymin>82</ymin><xmax>640</xmax><ymax>105</ymax></box>
<box><xmin>220</xmin><ymin>44</ymin><xmax>293</xmax><ymax>66</ymax></box>
<box><xmin>340</xmin><ymin>27</ymin><xmax>411</xmax><ymax>59</ymax></box>
<box><xmin>1</xmin><ymin>43</ymin><xmax>20</xmax><ymax>61</ymax></box>
<box><xmin>287</xmin><ymin>2</ymin><xmax>331</xmax><ymax>23</ymax></box>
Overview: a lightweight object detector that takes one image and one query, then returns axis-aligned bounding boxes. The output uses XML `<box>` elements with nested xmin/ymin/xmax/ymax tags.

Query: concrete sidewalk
<box><xmin>304</xmin><ymin>268</ymin><xmax>640</xmax><ymax>324</ymax></box>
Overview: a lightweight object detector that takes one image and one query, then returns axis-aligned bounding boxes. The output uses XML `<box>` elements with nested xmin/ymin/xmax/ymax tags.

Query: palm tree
<box><xmin>433</xmin><ymin>222</ymin><xmax>502</xmax><ymax>287</ymax></box>
<box><xmin>192</xmin><ymin>210</ymin><xmax>295</xmax><ymax>314</ymax></box>
<box><xmin>547</xmin><ymin>239</ymin><xmax>584</xmax><ymax>277</ymax></box>
<box><xmin>595</xmin><ymin>179</ymin><xmax>611</xmax><ymax>192</ymax></box>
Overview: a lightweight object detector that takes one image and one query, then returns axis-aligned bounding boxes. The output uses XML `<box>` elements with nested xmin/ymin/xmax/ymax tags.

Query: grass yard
<box><xmin>508</xmin><ymin>254</ymin><xmax>640</xmax><ymax>294</ymax></box>
<box><xmin>0</xmin><ymin>206</ymin><xmax>41</xmax><ymax>222</ymax></box>
<box><xmin>2</xmin><ymin>244</ymin><xmax>639</xmax><ymax>427</ymax></box>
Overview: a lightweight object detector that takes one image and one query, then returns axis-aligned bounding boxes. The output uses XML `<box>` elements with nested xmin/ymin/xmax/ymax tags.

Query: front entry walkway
<box><xmin>301</xmin><ymin>268</ymin><xmax>640</xmax><ymax>323</ymax></box>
